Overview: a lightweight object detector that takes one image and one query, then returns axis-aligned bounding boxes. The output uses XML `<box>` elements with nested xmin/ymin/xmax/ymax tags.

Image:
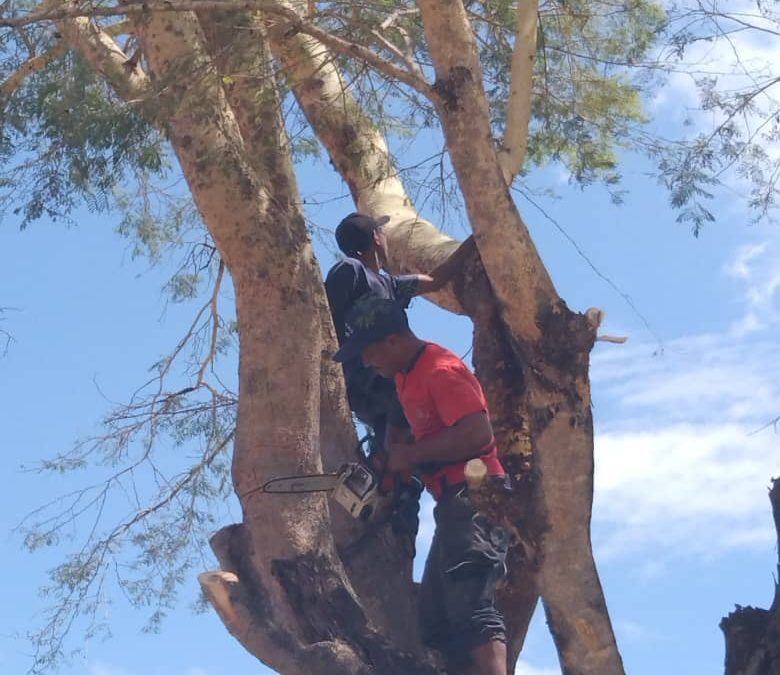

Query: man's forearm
<box><xmin>407</xmin><ymin>411</ymin><xmax>492</xmax><ymax>465</ymax></box>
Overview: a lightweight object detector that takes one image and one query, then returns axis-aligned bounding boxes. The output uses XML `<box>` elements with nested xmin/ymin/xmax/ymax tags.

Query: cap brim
<box><xmin>332</xmin><ymin>338</ymin><xmax>364</xmax><ymax>363</ymax></box>
<box><xmin>375</xmin><ymin>215</ymin><xmax>391</xmax><ymax>227</ymax></box>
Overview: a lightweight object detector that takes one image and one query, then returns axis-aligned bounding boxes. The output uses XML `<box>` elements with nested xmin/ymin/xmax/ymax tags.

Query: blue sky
<box><xmin>2</xmin><ymin>15</ymin><xmax>780</xmax><ymax>675</ymax></box>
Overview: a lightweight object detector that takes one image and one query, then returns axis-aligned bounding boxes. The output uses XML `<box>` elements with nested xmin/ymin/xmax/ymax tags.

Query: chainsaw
<box><xmin>258</xmin><ymin>462</ymin><xmax>383</xmax><ymax>521</ymax></box>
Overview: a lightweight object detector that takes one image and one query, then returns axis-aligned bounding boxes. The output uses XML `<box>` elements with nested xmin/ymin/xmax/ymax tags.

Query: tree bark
<box><xmin>721</xmin><ymin>479</ymin><xmax>780</xmax><ymax>675</ymax></box>
<box><xmin>59</xmin><ymin>3</ymin><xmax>623</xmax><ymax>673</ymax></box>
<box><xmin>194</xmin><ymin>8</ymin><xmax>423</xmax><ymax>651</ymax></box>
<box><xmin>128</xmin><ymin>10</ymin><xmax>429</xmax><ymax>674</ymax></box>
<box><xmin>266</xmin><ymin>6</ymin><xmax>546</xmax><ymax>663</ymax></box>
<box><xmin>498</xmin><ymin>0</ymin><xmax>539</xmax><ymax>184</ymax></box>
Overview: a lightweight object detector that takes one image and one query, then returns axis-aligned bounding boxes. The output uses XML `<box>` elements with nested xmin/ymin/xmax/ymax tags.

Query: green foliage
<box><xmin>0</xmin><ymin>44</ymin><xmax>165</xmax><ymax>227</ymax></box>
<box><xmin>315</xmin><ymin>1</ymin><xmax>666</xmax><ymax>197</ymax></box>
<box><xmin>655</xmin><ymin>2</ymin><xmax>780</xmax><ymax>230</ymax></box>
<box><xmin>114</xmin><ymin>187</ymin><xmax>191</xmax><ymax>258</ymax></box>
<box><xmin>479</xmin><ymin>0</ymin><xmax>666</xmax><ymax>185</ymax></box>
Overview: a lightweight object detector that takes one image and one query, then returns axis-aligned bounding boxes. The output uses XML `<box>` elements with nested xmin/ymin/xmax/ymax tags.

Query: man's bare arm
<box><xmin>387</xmin><ymin>410</ymin><xmax>492</xmax><ymax>471</ymax></box>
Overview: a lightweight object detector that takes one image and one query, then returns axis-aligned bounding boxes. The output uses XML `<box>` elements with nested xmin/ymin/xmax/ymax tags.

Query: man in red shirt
<box><xmin>334</xmin><ymin>297</ymin><xmax>509</xmax><ymax>675</ymax></box>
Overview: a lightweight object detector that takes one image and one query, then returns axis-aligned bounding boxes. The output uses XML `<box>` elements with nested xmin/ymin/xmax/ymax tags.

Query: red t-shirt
<box><xmin>394</xmin><ymin>342</ymin><xmax>504</xmax><ymax>497</ymax></box>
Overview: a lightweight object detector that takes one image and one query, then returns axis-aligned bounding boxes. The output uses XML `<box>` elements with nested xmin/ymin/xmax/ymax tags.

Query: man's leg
<box><xmin>434</xmin><ymin>489</ymin><xmax>510</xmax><ymax>675</ymax></box>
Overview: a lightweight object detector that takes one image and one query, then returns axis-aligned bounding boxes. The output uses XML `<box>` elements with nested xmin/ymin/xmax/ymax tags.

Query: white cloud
<box><xmin>725</xmin><ymin>243</ymin><xmax>769</xmax><ymax>280</ymax></box>
<box><xmin>594</xmin><ymin>422</ymin><xmax>777</xmax><ymax>560</ymax></box>
<box><xmin>723</xmin><ymin>236</ymin><xmax>780</xmax><ymax>335</ymax></box>
<box><xmin>590</xmin><ymin>321</ymin><xmax>780</xmax><ymax>563</ymax></box>
<box><xmin>515</xmin><ymin>661</ymin><xmax>561</xmax><ymax>675</ymax></box>
<box><xmin>593</xmin><ymin>334</ymin><xmax>780</xmax><ymax>424</ymax></box>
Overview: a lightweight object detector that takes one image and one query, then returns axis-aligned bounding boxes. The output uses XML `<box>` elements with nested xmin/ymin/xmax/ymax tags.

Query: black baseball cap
<box><xmin>333</xmin><ymin>296</ymin><xmax>409</xmax><ymax>363</ymax></box>
<box><xmin>335</xmin><ymin>212</ymin><xmax>390</xmax><ymax>256</ymax></box>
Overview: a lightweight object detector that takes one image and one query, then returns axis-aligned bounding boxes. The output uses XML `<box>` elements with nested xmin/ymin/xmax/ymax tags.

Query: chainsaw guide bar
<box><xmin>260</xmin><ymin>472</ymin><xmax>341</xmax><ymax>494</ymax></box>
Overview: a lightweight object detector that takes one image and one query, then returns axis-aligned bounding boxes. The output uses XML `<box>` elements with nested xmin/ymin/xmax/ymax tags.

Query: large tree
<box><xmin>2</xmin><ymin>1</ymin><xmax>775</xmax><ymax>674</ymax></box>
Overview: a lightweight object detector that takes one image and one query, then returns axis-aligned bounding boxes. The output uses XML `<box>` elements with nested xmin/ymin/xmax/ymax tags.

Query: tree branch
<box><xmin>0</xmin><ymin>39</ymin><xmax>68</xmax><ymax>97</ymax></box>
<box><xmin>721</xmin><ymin>479</ymin><xmax>780</xmax><ymax>674</ymax></box>
<box><xmin>498</xmin><ymin>0</ymin><xmax>538</xmax><ymax>184</ymax></box>
<box><xmin>369</xmin><ymin>26</ymin><xmax>423</xmax><ymax>80</ymax></box>
<box><xmin>1</xmin><ymin>0</ymin><xmax>434</xmax><ymax>96</ymax></box>
<box><xmin>55</xmin><ymin>5</ymin><xmax>150</xmax><ymax>105</ymax></box>
<box><xmin>265</xmin><ymin>4</ymin><xmax>460</xmax><ymax>307</ymax></box>
<box><xmin>197</xmin><ymin>258</ymin><xmax>225</xmax><ymax>385</ymax></box>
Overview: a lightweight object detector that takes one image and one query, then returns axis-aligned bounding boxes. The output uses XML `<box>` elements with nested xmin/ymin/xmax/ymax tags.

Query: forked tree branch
<box><xmin>55</xmin><ymin>5</ymin><xmax>151</xmax><ymax>104</ymax></box>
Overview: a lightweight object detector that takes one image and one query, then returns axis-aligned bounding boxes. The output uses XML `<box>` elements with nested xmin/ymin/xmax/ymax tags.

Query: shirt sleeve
<box><xmin>427</xmin><ymin>365</ymin><xmax>487</xmax><ymax>428</ymax></box>
<box><xmin>391</xmin><ymin>274</ymin><xmax>419</xmax><ymax>308</ymax></box>
<box><xmin>325</xmin><ymin>262</ymin><xmax>359</xmax><ymax>343</ymax></box>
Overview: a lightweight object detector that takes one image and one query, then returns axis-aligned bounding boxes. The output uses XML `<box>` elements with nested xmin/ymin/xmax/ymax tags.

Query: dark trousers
<box><xmin>419</xmin><ymin>485</ymin><xmax>509</xmax><ymax>664</ymax></box>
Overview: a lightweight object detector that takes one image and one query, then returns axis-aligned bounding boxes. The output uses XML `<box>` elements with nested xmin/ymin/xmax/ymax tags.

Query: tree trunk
<box><xmin>128</xmin><ymin>10</ymin><xmax>435</xmax><ymax>674</ymax></box>
<box><xmin>721</xmin><ymin>479</ymin><xmax>780</xmax><ymax>675</ymax></box>
<box><xmin>266</xmin><ymin>8</ymin><xmax>545</xmax><ymax>663</ymax></box>
<box><xmin>62</xmin><ymin>3</ymin><xmax>624</xmax><ymax>673</ymax></box>
<box><xmin>416</xmin><ymin>2</ymin><xmax>625</xmax><ymax>673</ymax></box>
<box><xmin>195</xmin><ymin>7</ymin><xmax>423</xmax><ymax>651</ymax></box>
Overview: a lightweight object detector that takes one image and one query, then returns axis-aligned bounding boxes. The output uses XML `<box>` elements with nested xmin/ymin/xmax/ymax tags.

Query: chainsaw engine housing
<box><xmin>333</xmin><ymin>463</ymin><xmax>380</xmax><ymax>520</ymax></box>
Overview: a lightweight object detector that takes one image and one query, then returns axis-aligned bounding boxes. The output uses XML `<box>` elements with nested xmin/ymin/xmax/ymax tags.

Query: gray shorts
<box><xmin>419</xmin><ymin>485</ymin><xmax>509</xmax><ymax>663</ymax></box>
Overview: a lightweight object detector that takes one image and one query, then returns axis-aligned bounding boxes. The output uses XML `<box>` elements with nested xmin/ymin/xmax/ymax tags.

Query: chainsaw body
<box><xmin>332</xmin><ymin>462</ymin><xmax>381</xmax><ymax>520</ymax></box>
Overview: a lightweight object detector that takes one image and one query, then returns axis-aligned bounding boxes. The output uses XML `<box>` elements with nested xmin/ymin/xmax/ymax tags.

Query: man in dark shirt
<box><xmin>325</xmin><ymin>212</ymin><xmax>473</xmax><ymax>450</ymax></box>
<box><xmin>333</xmin><ymin>296</ymin><xmax>509</xmax><ymax>675</ymax></box>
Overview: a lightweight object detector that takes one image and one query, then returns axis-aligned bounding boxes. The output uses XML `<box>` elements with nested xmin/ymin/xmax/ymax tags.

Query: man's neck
<box><xmin>357</xmin><ymin>251</ymin><xmax>381</xmax><ymax>273</ymax></box>
<box><xmin>401</xmin><ymin>339</ymin><xmax>428</xmax><ymax>374</ymax></box>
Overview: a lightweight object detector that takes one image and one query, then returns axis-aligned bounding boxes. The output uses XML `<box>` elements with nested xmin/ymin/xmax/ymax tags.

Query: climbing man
<box><xmin>333</xmin><ymin>296</ymin><xmax>510</xmax><ymax>675</ymax></box>
<box><xmin>325</xmin><ymin>212</ymin><xmax>473</xmax><ymax>450</ymax></box>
